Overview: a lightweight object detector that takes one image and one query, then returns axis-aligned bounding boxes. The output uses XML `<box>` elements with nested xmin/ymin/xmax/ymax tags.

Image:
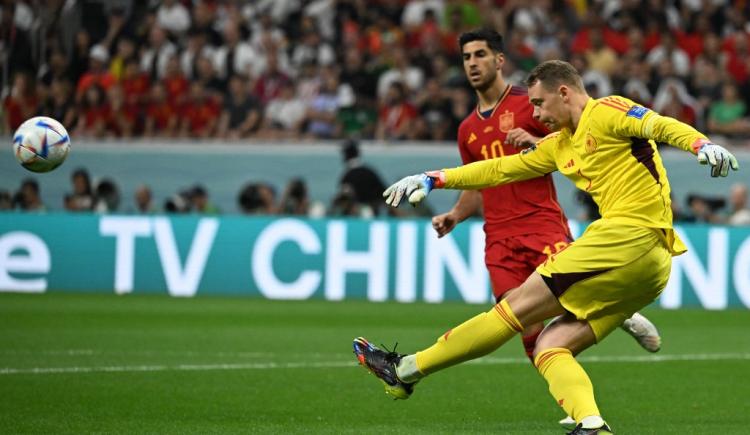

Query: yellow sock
<box><xmin>535</xmin><ymin>348</ymin><xmax>600</xmax><ymax>422</ymax></box>
<box><xmin>415</xmin><ymin>299</ymin><xmax>523</xmax><ymax>375</ymax></box>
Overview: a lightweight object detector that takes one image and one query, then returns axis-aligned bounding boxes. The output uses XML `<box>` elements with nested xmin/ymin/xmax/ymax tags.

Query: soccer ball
<box><xmin>12</xmin><ymin>116</ymin><xmax>71</xmax><ymax>173</ymax></box>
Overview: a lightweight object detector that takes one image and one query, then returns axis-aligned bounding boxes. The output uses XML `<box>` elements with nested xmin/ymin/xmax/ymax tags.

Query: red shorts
<box><xmin>485</xmin><ymin>232</ymin><xmax>572</xmax><ymax>301</ymax></box>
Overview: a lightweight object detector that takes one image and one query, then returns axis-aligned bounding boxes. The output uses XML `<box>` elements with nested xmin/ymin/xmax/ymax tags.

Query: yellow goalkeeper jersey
<box><xmin>444</xmin><ymin>95</ymin><xmax>707</xmax><ymax>254</ymax></box>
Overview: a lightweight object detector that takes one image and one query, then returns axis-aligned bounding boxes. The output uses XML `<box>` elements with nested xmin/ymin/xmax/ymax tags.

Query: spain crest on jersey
<box><xmin>499</xmin><ymin>111</ymin><xmax>514</xmax><ymax>132</ymax></box>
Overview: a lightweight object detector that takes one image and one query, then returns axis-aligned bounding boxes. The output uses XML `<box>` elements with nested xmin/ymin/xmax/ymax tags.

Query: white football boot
<box><xmin>621</xmin><ymin>312</ymin><xmax>661</xmax><ymax>353</ymax></box>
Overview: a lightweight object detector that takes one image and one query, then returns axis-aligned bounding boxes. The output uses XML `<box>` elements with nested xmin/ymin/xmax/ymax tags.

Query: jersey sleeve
<box><xmin>596</xmin><ymin>96</ymin><xmax>708</xmax><ymax>154</ymax></box>
<box><xmin>443</xmin><ymin>134</ymin><xmax>558</xmax><ymax>190</ymax></box>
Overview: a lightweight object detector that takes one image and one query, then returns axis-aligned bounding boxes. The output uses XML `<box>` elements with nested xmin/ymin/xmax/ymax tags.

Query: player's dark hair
<box><xmin>525</xmin><ymin>60</ymin><xmax>585</xmax><ymax>91</ymax></box>
<box><xmin>458</xmin><ymin>28</ymin><xmax>504</xmax><ymax>54</ymax></box>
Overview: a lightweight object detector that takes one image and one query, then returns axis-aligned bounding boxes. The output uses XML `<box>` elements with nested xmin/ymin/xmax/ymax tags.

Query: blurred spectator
<box><xmin>253</xmin><ymin>50</ymin><xmax>291</xmax><ymax>104</ymax></box>
<box><xmin>43</xmin><ymin>79</ymin><xmax>78</xmax><ymax>130</ymax></box>
<box><xmin>414</xmin><ymin>78</ymin><xmax>455</xmax><ymax>140</ymax></box>
<box><xmin>690</xmin><ymin>56</ymin><xmax>722</xmax><ymax>113</ymax></box>
<box><xmin>94</xmin><ymin>178</ymin><xmax>121</xmax><ymax>213</ymax></box>
<box><xmin>329</xmin><ymin>184</ymin><xmax>371</xmax><ymax>217</ymax></box>
<box><xmin>376</xmin><ymin>46</ymin><xmax>424</xmax><ymax>99</ymax></box>
<box><xmin>296</xmin><ymin>61</ymin><xmax>324</xmax><ymax>105</ymax></box>
<box><xmin>189</xmin><ymin>185</ymin><xmax>220</xmax><ymax>214</ymax></box>
<box><xmin>75</xmin><ymin>85</ymin><xmax>111</xmax><ymax>138</ymax></box>
<box><xmin>250</xmin><ymin>12</ymin><xmax>288</xmax><ymax>55</ymax></box>
<box><xmin>140</xmin><ymin>26</ymin><xmax>177</xmax><ymax>81</ymax></box>
<box><xmin>724</xmin><ymin>31</ymin><xmax>749</xmax><ymax>84</ymax></box>
<box><xmin>107</xmin><ymin>85</ymin><xmax>138</xmax><ymax>137</ymax></box>
<box><xmin>156</xmin><ymin>0</ymin><xmax>191</xmax><ymax>36</ymax></box>
<box><xmin>214</xmin><ymin>21</ymin><xmax>257</xmax><ymax>81</ymax></box>
<box><xmin>652</xmin><ymin>79</ymin><xmax>699</xmax><ymax>127</ymax></box>
<box><xmin>375</xmin><ymin>81</ymin><xmax>418</xmax><ymax>140</ymax></box>
<box><xmin>16</xmin><ymin>179</ymin><xmax>45</xmax><ymax>212</ymax></box>
<box><xmin>0</xmin><ymin>1</ymin><xmax>35</xmax><ymax>80</ymax></box>
<box><xmin>570</xmin><ymin>13</ymin><xmax>629</xmax><ymax>56</ymax></box>
<box><xmin>76</xmin><ymin>44</ymin><xmax>116</xmax><ymax>102</ymax></box>
<box><xmin>194</xmin><ymin>55</ymin><xmax>225</xmax><ymax>98</ymax></box>
<box><xmin>238</xmin><ymin>182</ymin><xmax>277</xmax><ymax>214</ymax></box>
<box><xmin>69</xmin><ymin>30</ymin><xmax>93</xmax><ymax>84</ymax></box>
<box><xmin>3</xmin><ymin>71</ymin><xmax>40</xmax><ymax>132</ymax></box>
<box><xmin>403</xmin><ymin>5</ymin><xmax>444</xmax><ymax>48</ymax></box>
<box><xmin>338</xmin><ymin>101</ymin><xmax>378</xmax><ymax>139</ymax></box>
<box><xmin>707</xmin><ymin>82</ymin><xmax>750</xmax><ymax>137</ymax></box>
<box><xmin>279</xmin><ymin>178</ymin><xmax>325</xmax><ymax>217</ymax></box>
<box><xmin>39</xmin><ymin>49</ymin><xmax>72</xmax><ymax>87</ymax></box>
<box><xmin>180</xmin><ymin>30</ymin><xmax>216</xmax><ymax>80</ymax></box>
<box><xmin>670</xmin><ymin>192</ymin><xmax>690</xmax><ymax>223</ymax></box>
<box><xmin>133</xmin><ymin>185</ymin><xmax>157</xmax><ymax>214</ymax></box>
<box><xmin>0</xmin><ymin>190</ymin><xmax>12</xmax><ymax>210</ymax></box>
<box><xmin>109</xmin><ymin>37</ymin><xmax>138</xmax><ymax>81</ymax></box>
<box><xmin>164</xmin><ymin>191</ymin><xmax>191</xmax><ymax>213</ymax></box>
<box><xmin>67</xmin><ymin>168</ymin><xmax>94</xmax><ymax>211</ymax></box>
<box><xmin>291</xmin><ymin>30</ymin><xmax>335</xmax><ymax>71</ymax></box>
<box><xmin>143</xmin><ymin>83</ymin><xmax>179</xmax><ymax>137</ymax></box>
<box><xmin>339</xmin><ymin>139</ymin><xmax>387</xmax><ymax>216</ymax></box>
<box><xmin>120</xmin><ymin>58</ymin><xmax>151</xmax><ymax>107</ymax></box>
<box><xmin>191</xmin><ymin>1</ymin><xmax>223</xmax><ymax>46</ymax></box>
<box><xmin>339</xmin><ymin>48</ymin><xmax>378</xmax><ymax>106</ymax></box>
<box><xmin>305</xmin><ymin>68</ymin><xmax>343</xmax><ymax>138</ymax></box>
<box><xmin>646</xmin><ymin>31</ymin><xmax>691</xmax><ymax>78</ymax></box>
<box><xmin>162</xmin><ymin>56</ymin><xmax>190</xmax><ymax>107</ymax></box>
<box><xmin>584</xmin><ymin>28</ymin><xmax>618</xmax><ymax>76</ymax></box>
<box><xmin>218</xmin><ymin>75</ymin><xmax>263</xmax><ymax>139</ymax></box>
<box><xmin>727</xmin><ymin>183</ymin><xmax>750</xmax><ymax>226</ymax></box>
<box><xmin>259</xmin><ymin>82</ymin><xmax>307</xmax><ymax>139</ymax></box>
<box><xmin>179</xmin><ymin>82</ymin><xmax>220</xmax><ymax>138</ymax></box>
<box><xmin>685</xmin><ymin>194</ymin><xmax>725</xmax><ymax>224</ymax></box>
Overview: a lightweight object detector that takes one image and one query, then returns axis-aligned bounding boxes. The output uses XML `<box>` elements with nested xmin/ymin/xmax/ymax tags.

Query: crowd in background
<box><xmin>2</xmin><ymin>0</ymin><xmax>750</xmax><ymax>143</ymax></box>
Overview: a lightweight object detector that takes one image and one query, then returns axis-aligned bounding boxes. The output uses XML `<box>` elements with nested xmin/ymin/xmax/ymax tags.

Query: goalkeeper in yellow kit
<box><xmin>352</xmin><ymin>60</ymin><xmax>739</xmax><ymax>434</ymax></box>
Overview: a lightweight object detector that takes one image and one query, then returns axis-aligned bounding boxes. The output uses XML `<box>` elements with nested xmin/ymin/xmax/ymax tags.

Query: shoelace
<box><xmin>379</xmin><ymin>342</ymin><xmax>402</xmax><ymax>362</ymax></box>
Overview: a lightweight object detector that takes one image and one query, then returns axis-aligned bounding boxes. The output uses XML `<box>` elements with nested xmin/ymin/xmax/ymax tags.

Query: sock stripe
<box><xmin>534</xmin><ymin>348</ymin><xmax>572</xmax><ymax>374</ymax></box>
<box><xmin>494</xmin><ymin>302</ymin><xmax>523</xmax><ymax>332</ymax></box>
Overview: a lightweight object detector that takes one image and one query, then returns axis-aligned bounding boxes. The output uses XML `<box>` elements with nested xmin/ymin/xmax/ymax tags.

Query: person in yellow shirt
<box><xmin>353</xmin><ymin>60</ymin><xmax>739</xmax><ymax>435</ymax></box>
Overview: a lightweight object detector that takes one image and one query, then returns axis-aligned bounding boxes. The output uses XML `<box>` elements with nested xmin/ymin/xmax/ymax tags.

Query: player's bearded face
<box><xmin>467</xmin><ymin>59</ymin><xmax>497</xmax><ymax>91</ymax></box>
<box><xmin>462</xmin><ymin>42</ymin><xmax>501</xmax><ymax>91</ymax></box>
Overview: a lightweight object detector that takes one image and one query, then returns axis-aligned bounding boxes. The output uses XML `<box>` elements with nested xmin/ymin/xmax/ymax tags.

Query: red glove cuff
<box><xmin>424</xmin><ymin>170</ymin><xmax>446</xmax><ymax>188</ymax></box>
<box><xmin>691</xmin><ymin>138</ymin><xmax>711</xmax><ymax>154</ymax></box>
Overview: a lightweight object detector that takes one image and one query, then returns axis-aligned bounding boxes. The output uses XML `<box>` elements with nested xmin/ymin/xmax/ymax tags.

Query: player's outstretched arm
<box><xmin>384</xmin><ymin>146</ymin><xmax>556</xmax><ymax>207</ymax></box>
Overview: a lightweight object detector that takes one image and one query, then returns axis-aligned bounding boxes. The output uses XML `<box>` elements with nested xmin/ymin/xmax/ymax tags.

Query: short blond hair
<box><xmin>526</xmin><ymin>60</ymin><xmax>585</xmax><ymax>91</ymax></box>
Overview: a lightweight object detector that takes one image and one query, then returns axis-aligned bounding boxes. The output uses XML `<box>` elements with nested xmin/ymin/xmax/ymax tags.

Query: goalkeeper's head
<box><xmin>525</xmin><ymin>60</ymin><xmax>589</xmax><ymax>133</ymax></box>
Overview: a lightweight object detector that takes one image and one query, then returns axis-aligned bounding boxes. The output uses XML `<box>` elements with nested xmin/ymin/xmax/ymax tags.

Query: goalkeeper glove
<box><xmin>383</xmin><ymin>171</ymin><xmax>444</xmax><ymax>207</ymax></box>
<box><xmin>694</xmin><ymin>140</ymin><xmax>739</xmax><ymax>177</ymax></box>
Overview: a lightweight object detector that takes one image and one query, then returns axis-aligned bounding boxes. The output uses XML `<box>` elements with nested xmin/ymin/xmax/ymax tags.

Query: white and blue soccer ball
<box><xmin>12</xmin><ymin>116</ymin><xmax>71</xmax><ymax>173</ymax></box>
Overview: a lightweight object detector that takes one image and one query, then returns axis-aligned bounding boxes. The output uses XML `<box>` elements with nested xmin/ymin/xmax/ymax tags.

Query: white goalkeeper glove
<box><xmin>695</xmin><ymin>140</ymin><xmax>739</xmax><ymax>177</ymax></box>
<box><xmin>383</xmin><ymin>171</ymin><xmax>444</xmax><ymax>207</ymax></box>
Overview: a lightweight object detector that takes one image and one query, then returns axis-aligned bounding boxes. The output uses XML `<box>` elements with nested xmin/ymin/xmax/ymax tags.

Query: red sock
<box><xmin>522</xmin><ymin>329</ymin><xmax>542</xmax><ymax>362</ymax></box>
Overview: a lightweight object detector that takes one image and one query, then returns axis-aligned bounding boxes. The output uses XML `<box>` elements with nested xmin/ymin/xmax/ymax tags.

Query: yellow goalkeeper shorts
<box><xmin>535</xmin><ymin>220</ymin><xmax>675</xmax><ymax>341</ymax></box>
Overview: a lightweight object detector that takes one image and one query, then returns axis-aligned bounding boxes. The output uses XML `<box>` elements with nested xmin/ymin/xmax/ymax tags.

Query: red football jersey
<box><xmin>457</xmin><ymin>85</ymin><xmax>570</xmax><ymax>241</ymax></box>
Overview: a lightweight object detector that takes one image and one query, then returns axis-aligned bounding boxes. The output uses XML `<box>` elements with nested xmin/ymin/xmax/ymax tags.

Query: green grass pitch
<box><xmin>0</xmin><ymin>293</ymin><xmax>748</xmax><ymax>434</ymax></box>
